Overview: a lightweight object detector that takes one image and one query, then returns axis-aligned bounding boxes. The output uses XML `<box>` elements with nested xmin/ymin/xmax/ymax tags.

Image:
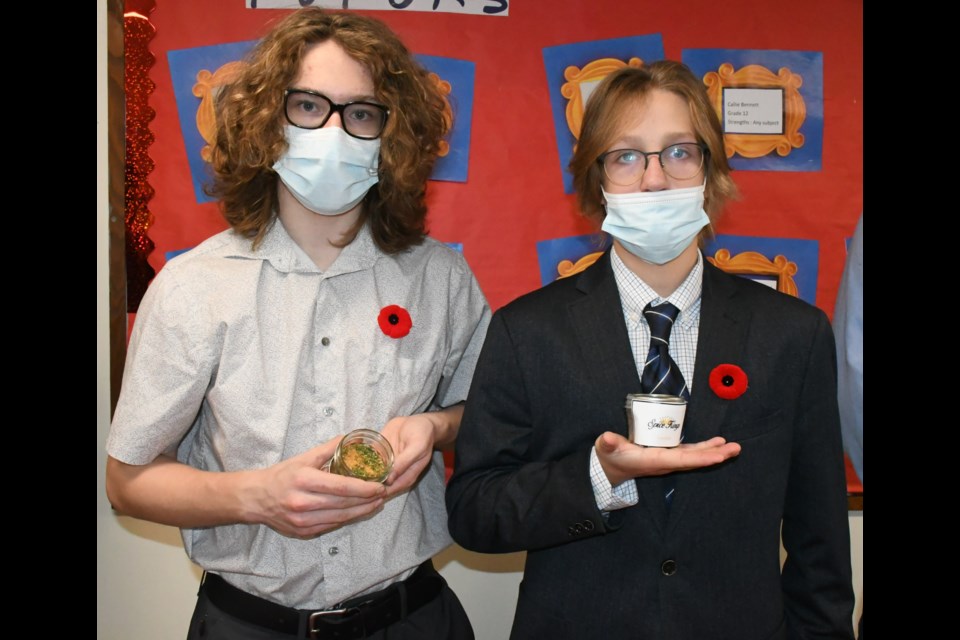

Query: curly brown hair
<box><xmin>570</xmin><ymin>61</ymin><xmax>738</xmax><ymax>227</ymax></box>
<box><xmin>206</xmin><ymin>8</ymin><xmax>449</xmax><ymax>253</ymax></box>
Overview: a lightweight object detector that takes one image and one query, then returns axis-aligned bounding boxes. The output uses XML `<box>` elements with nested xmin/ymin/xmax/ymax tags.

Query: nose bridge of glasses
<box><xmin>645</xmin><ymin>150</ymin><xmax>668</xmax><ymax>171</ymax></box>
<box><xmin>325</xmin><ymin>105</ymin><xmax>345</xmax><ymax>129</ymax></box>
<box><xmin>309</xmin><ymin>95</ymin><xmax>345</xmax><ymax>129</ymax></box>
<box><xmin>639</xmin><ymin>152</ymin><xmax>669</xmax><ymax>189</ymax></box>
<box><xmin>627</xmin><ymin>149</ymin><xmax>666</xmax><ymax>173</ymax></box>
<box><xmin>642</xmin><ymin>150</ymin><xmax>670</xmax><ymax>177</ymax></box>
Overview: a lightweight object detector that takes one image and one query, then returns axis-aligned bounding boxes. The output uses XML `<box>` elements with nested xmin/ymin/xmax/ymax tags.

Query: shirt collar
<box><xmin>224</xmin><ymin>218</ymin><xmax>382</xmax><ymax>276</ymax></box>
<box><xmin>611</xmin><ymin>247</ymin><xmax>703</xmax><ymax>329</ymax></box>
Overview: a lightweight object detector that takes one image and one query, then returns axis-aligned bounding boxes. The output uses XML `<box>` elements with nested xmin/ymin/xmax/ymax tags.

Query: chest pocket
<box><xmin>366</xmin><ymin>352</ymin><xmax>442</xmax><ymax>416</ymax></box>
<box><xmin>718</xmin><ymin>403</ymin><xmax>785</xmax><ymax>443</ymax></box>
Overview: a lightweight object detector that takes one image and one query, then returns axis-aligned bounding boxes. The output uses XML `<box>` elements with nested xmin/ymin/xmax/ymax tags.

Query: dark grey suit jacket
<box><xmin>447</xmin><ymin>252</ymin><xmax>854</xmax><ymax>640</ymax></box>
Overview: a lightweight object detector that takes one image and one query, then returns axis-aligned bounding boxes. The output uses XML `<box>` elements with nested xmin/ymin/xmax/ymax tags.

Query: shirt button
<box><xmin>321</xmin><ymin>337</ymin><xmax>330</xmax><ymax>346</ymax></box>
<box><xmin>323</xmin><ymin>407</ymin><xmax>335</xmax><ymax>417</ymax></box>
<box><xmin>328</xmin><ymin>547</ymin><xmax>339</xmax><ymax>556</ymax></box>
<box><xmin>661</xmin><ymin>560</ymin><xmax>677</xmax><ymax>576</ymax></box>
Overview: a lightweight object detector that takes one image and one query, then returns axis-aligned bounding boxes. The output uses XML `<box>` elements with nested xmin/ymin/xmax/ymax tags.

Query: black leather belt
<box><xmin>202</xmin><ymin>561</ymin><xmax>444</xmax><ymax>639</ymax></box>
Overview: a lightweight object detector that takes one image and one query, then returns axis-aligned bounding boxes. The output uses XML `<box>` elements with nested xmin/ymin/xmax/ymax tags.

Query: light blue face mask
<box><xmin>600</xmin><ymin>183</ymin><xmax>709</xmax><ymax>265</ymax></box>
<box><xmin>273</xmin><ymin>126</ymin><xmax>380</xmax><ymax>216</ymax></box>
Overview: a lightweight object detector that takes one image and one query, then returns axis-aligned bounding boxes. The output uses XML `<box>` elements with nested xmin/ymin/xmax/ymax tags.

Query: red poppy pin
<box><xmin>378</xmin><ymin>305</ymin><xmax>412</xmax><ymax>339</ymax></box>
<box><xmin>709</xmin><ymin>364</ymin><xmax>748</xmax><ymax>400</ymax></box>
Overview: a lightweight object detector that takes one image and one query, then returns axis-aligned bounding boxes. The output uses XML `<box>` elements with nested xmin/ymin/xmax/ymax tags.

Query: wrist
<box><xmin>234</xmin><ymin>468</ymin><xmax>268</xmax><ymax>525</ymax></box>
<box><xmin>418</xmin><ymin>411</ymin><xmax>447</xmax><ymax>449</ymax></box>
<box><xmin>429</xmin><ymin>405</ymin><xmax>463</xmax><ymax>450</ymax></box>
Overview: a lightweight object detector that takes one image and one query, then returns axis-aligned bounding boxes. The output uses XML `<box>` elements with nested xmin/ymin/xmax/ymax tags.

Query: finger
<box><xmin>385</xmin><ymin>447</ymin><xmax>427</xmax><ymax>485</ymax></box>
<box><xmin>301</xmin><ymin>468</ymin><xmax>387</xmax><ymax>499</ymax></box>
<box><xmin>286</xmin><ymin>499</ymin><xmax>386</xmax><ymax>538</ymax></box>
<box><xmin>384</xmin><ymin>471</ymin><xmax>415</xmax><ymax>498</ymax></box>
<box><xmin>678</xmin><ymin>437</ymin><xmax>729</xmax><ymax>451</ymax></box>
<box><xmin>673</xmin><ymin>443</ymin><xmax>740</xmax><ymax>469</ymax></box>
<box><xmin>714</xmin><ymin>442</ymin><xmax>741</xmax><ymax>459</ymax></box>
<box><xmin>388</xmin><ymin>444</ymin><xmax>430</xmax><ymax>481</ymax></box>
<box><xmin>684</xmin><ymin>442</ymin><xmax>741</xmax><ymax>462</ymax></box>
<box><xmin>286</xmin><ymin>487</ymin><xmax>386</xmax><ymax>515</ymax></box>
<box><xmin>384</xmin><ymin>458</ymin><xmax>431</xmax><ymax>497</ymax></box>
<box><xmin>388</xmin><ymin>448</ymin><xmax>415</xmax><ymax>479</ymax></box>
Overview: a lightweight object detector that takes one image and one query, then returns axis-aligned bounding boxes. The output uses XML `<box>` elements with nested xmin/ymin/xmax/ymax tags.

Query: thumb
<box><xmin>595</xmin><ymin>431</ymin><xmax>620</xmax><ymax>454</ymax></box>
<box><xmin>301</xmin><ymin>436</ymin><xmax>344</xmax><ymax>469</ymax></box>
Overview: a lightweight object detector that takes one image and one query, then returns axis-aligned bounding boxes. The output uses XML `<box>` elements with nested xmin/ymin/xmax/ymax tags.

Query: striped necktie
<box><xmin>641</xmin><ymin>302</ymin><xmax>689</xmax><ymax>400</ymax></box>
<box><xmin>641</xmin><ymin>301</ymin><xmax>689</xmax><ymax>506</ymax></box>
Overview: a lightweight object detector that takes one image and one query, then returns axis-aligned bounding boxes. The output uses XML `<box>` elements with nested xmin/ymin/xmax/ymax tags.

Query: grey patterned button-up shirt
<box><xmin>108</xmin><ymin>220</ymin><xmax>491</xmax><ymax>608</ymax></box>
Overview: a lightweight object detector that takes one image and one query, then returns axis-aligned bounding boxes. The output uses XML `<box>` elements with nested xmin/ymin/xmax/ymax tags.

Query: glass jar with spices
<box><xmin>325</xmin><ymin>429</ymin><xmax>394</xmax><ymax>483</ymax></box>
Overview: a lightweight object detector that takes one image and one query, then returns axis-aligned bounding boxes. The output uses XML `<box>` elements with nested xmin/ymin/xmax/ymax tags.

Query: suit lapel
<box><xmin>567</xmin><ymin>252</ymin><xmax>641</xmax><ymax>412</ymax></box>
<box><xmin>566</xmin><ymin>253</ymin><xmax>670</xmax><ymax>534</ymax></box>
<box><xmin>666</xmin><ymin>261</ymin><xmax>752</xmax><ymax>534</ymax></box>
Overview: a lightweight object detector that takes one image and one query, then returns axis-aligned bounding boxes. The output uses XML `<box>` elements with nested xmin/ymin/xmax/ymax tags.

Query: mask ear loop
<box><xmin>699</xmin><ymin>219</ymin><xmax>716</xmax><ymax>246</ymax></box>
<box><xmin>697</xmin><ymin>173</ymin><xmax>714</xmax><ymax>246</ymax></box>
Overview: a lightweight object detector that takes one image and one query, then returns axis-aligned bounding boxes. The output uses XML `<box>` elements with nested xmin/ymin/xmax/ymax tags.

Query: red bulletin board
<box><xmin>125</xmin><ymin>0</ymin><xmax>862</xmax><ymax>501</ymax></box>
<box><xmin>136</xmin><ymin>0</ymin><xmax>862</xmax><ymax>315</ymax></box>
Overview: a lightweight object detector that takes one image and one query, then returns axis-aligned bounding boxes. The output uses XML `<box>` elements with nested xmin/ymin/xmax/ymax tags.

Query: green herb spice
<box><xmin>341</xmin><ymin>442</ymin><xmax>388</xmax><ymax>481</ymax></box>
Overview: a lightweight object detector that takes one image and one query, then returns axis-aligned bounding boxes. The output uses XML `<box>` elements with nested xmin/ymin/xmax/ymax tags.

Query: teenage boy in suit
<box><xmin>447</xmin><ymin>61</ymin><xmax>854</xmax><ymax>640</ymax></box>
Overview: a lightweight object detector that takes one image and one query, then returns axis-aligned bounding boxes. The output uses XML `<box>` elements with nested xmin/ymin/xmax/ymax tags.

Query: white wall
<box><xmin>96</xmin><ymin>5</ymin><xmax>861</xmax><ymax>638</ymax></box>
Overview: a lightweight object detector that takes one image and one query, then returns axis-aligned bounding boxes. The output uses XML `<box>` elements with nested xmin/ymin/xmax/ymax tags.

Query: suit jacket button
<box><xmin>661</xmin><ymin>560</ymin><xmax>677</xmax><ymax>576</ymax></box>
<box><xmin>573</xmin><ymin>523</ymin><xmax>584</xmax><ymax>534</ymax></box>
<box><xmin>567</xmin><ymin>526</ymin><xmax>576</xmax><ymax>536</ymax></box>
<box><xmin>582</xmin><ymin>520</ymin><xmax>595</xmax><ymax>531</ymax></box>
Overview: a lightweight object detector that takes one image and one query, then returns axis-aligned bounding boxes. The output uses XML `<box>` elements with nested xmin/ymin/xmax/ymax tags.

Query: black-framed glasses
<box><xmin>284</xmin><ymin>89</ymin><xmax>390</xmax><ymax>140</ymax></box>
<box><xmin>599</xmin><ymin>143</ymin><xmax>707</xmax><ymax>185</ymax></box>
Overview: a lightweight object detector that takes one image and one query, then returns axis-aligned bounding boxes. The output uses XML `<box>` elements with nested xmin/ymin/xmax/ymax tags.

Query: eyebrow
<box><xmin>611</xmin><ymin>132</ymin><xmax>698</xmax><ymax>150</ymax></box>
<box><xmin>288</xmin><ymin>87</ymin><xmax>379</xmax><ymax>104</ymax></box>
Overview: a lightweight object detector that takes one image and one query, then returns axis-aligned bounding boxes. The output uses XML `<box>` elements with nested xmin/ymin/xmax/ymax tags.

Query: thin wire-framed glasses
<box><xmin>599</xmin><ymin>143</ymin><xmax>707</xmax><ymax>185</ymax></box>
<box><xmin>284</xmin><ymin>89</ymin><xmax>390</xmax><ymax>140</ymax></box>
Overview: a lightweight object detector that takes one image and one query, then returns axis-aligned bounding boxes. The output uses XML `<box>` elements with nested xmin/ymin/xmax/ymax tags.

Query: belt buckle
<box><xmin>308</xmin><ymin>606</ymin><xmax>363</xmax><ymax>639</ymax></box>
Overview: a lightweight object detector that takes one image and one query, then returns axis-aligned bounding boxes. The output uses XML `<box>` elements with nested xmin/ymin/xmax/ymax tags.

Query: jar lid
<box><xmin>625</xmin><ymin>393</ymin><xmax>687</xmax><ymax>408</ymax></box>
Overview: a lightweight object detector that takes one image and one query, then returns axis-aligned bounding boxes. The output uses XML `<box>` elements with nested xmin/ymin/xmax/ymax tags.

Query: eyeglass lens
<box><xmin>285</xmin><ymin>91</ymin><xmax>388</xmax><ymax>139</ymax></box>
<box><xmin>602</xmin><ymin>143</ymin><xmax>705</xmax><ymax>184</ymax></box>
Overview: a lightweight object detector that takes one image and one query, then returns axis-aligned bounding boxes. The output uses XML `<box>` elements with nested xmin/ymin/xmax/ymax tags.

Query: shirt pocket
<box><xmin>365</xmin><ymin>351</ymin><xmax>441</xmax><ymax>417</ymax></box>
